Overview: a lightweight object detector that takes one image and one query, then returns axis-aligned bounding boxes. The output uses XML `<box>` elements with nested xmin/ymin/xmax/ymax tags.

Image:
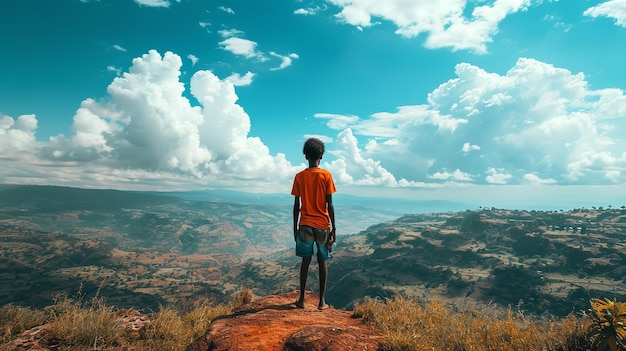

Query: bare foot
<box><xmin>295</xmin><ymin>300</ymin><xmax>305</xmax><ymax>309</ymax></box>
<box><xmin>318</xmin><ymin>303</ymin><xmax>329</xmax><ymax>310</ymax></box>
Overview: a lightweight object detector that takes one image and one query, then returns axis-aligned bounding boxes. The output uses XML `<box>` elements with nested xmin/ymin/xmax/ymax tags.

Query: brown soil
<box><xmin>186</xmin><ymin>291</ymin><xmax>381</xmax><ymax>351</ymax></box>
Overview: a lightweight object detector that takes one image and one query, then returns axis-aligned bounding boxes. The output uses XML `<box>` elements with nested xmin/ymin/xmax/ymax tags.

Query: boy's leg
<box><xmin>313</xmin><ymin>229</ymin><xmax>330</xmax><ymax>310</ymax></box>
<box><xmin>296</xmin><ymin>256</ymin><xmax>312</xmax><ymax>308</ymax></box>
<box><xmin>318</xmin><ymin>258</ymin><xmax>328</xmax><ymax>309</ymax></box>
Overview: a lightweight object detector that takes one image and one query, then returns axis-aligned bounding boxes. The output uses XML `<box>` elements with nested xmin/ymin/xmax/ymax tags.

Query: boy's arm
<box><xmin>327</xmin><ymin>194</ymin><xmax>336</xmax><ymax>243</ymax></box>
<box><xmin>293</xmin><ymin>196</ymin><xmax>300</xmax><ymax>241</ymax></box>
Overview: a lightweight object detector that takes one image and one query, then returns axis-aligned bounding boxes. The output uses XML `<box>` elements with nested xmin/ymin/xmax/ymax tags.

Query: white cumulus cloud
<box><xmin>134</xmin><ymin>0</ymin><xmax>170</xmax><ymax>8</ymax></box>
<box><xmin>584</xmin><ymin>0</ymin><xmax>626</xmax><ymax>27</ymax></box>
<box><xmin>3</xmin><ymin>51</ymin><xmax>626</xmax><ymax>192</ymax></box>
<box><xmin>225</xmin><ymin>71</ymin><xmax>256</xmax><ymax>86</ymax></box>
<box><xmin>461</xmin><ymin>142</ymin><xmax>481</xmax><ymax>153</ymax></box>
<box><xmin>486</xmin><ymin>167</ymin><xmax>512</xmax><ymax>184</ymax></box>
<box><xmin>429</xmin><ymin>169</ymin><xmax>474</xmax><ymax>181</ymax></box>
<box><xmin>326</xmin><ymin>129</ymin><xmax>400</xmax><ymax>186</ymax></box>
<box><xmin>219</xmin><ymin>37</ymin><xmax>266</xmax><ymax>61</ymax></box>
<box><xmin>0</xmin><ymin>50</ymin><xmax>299</xmax><ymax>191</ymax></box>
<box><xmin>187</xmin><ymin>54</ymin><xmax>199</xmax><ymax>66</ymax></box>
<box><xmin>269</xmin><ymin>52</ymin><xmax>299</xmax><ymax>70</ymax></box>
<box><xmin>523</xmin><ymin>173</ymin><xmax>556</xmax><ymax>185</ymax></box>
<box><xmin>219</xmin><ymin>6</ymin><xmax>235</xmax><ymax>15</ymax></box>
<box><xmin>326</xmin><ymin>0</ymin><xmax>534</xmax><ymax>53</ymax></box>
<box><xmin>319</xmin><ymin>57</ymin><xmax>626</xmax><ymax>186</ymax></box>
<box><xmin>294</xmin><ymin>5</ymin><xmax>327</xmax><ymax>15</ymax></box>
<box><xmin>314</xmin><ymin>113</ymin><xmax>360</xmax><ymax>129</ymax></box>
<box><xmin>0</xmin><ymin>114</ymin><xmax>38</xmax><ymax>157</ymax></box>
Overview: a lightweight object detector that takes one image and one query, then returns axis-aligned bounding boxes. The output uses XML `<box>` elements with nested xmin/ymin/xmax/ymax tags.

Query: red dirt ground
<box><xmin>186</xmin><ymin>290</ymin><xmax>381</xmax><ymax>351</ymax></box>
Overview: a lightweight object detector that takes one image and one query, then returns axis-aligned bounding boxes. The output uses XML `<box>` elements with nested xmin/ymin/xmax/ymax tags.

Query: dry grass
<box><xmin>140</xmin><ymin>296</ymin><xmax>236</xmax><ymax>351</ymax></box>
<box><xmin>353</xmin><ymin>294</ymin><xmax>594</xmax><ymax>351</ymax></box>
<box><xmin>137</xmin><ymin>287</ymin><xmax>255</xmax><ymax>350</ymax></box>
<box><xmin>0</xmin><ymin>287</ymin><xmax>255</xmax><ymax>351</ymax></box>
<box><xmin>0</xmin><ymin>305</ymin><xmax>47</xmax><ymax>343</ymax></box>
<box><xmin>1</xmin><ymin>287</ymin><xmax>604</xmax><ymax>351</ymax></box>
<box><xmin>45</xmin><ymin>291</ymin><xmax>126</xmax><ymax>350</ymax></box>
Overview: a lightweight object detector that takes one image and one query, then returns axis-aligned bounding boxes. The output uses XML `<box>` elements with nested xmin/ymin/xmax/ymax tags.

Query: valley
<box><xmin>0</xmin><ymin>185</ymin><xmax>395</xmax><ymax>311</ymax></box>
<box><xmin>1</xmin><ymin>185</ymin><xmax>625</xmax><ymax>318</ymax></box>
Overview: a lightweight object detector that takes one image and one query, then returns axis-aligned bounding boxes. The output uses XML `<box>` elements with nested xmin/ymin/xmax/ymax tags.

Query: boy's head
<box><xmin>303</xmin><ymin>138</ymin><xmax>325</xmax><ymax>161</ymax></box>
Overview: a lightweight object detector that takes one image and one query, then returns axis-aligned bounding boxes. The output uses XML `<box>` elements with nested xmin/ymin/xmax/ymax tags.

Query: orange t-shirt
<box><xmin>291</xmin><ymin>167</ymin><xmax>336</xmax><ymax>230</ymax></box>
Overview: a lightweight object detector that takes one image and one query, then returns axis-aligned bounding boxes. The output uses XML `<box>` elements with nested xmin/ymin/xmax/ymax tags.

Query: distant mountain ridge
<box><xmin>0</xmin><ymin>184</ymin><xmax>177</xmax><ymax>212</ymax></box>
<box><xmin>1</xmin><ymin>184</ymin><xmax>476</xmax><ymax>216</ymax></box>
<box><xmin>155</xmin><ymin>188</ymin><xmax>476</xmax><ymax>215</ymax></box>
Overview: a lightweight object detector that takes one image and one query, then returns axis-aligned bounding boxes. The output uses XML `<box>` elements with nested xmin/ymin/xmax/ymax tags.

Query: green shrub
<box><xmin>585</xmin><ymin>298</ymin><xmax>626</xmax><ymax>351</ymax></box>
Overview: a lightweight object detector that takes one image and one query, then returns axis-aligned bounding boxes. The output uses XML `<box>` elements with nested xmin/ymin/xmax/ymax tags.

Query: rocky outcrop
<box><xmin>186</xmin><ymin>291</ymin><xmax>381</xmax><ymax>351</ymax></box>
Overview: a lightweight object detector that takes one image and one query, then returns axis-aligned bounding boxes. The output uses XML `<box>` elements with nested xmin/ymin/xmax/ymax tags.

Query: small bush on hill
<box><xmin>585</xmin><ymin>297</ymin><xmax>626</xmax><ymax>351</ymax></box>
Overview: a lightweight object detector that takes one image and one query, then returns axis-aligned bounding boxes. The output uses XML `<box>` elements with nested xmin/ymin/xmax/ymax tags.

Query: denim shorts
<box><xmin>296</xmin><ymin>225</ymin><xmax>331</xmax><ymax>260</ymax></box>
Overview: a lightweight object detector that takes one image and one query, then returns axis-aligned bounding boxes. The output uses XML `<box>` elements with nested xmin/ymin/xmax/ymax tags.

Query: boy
<box><xmin>291</xmin><ymin>137</ymin><xmax>337</xmax><ymax>310</ymax></box>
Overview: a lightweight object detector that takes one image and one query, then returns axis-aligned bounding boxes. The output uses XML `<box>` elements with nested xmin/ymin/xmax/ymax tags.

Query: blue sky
<box><xmin>1</xmin><ymin>0</ymin><xmax>626</xmax><ymax>208</ymax></box>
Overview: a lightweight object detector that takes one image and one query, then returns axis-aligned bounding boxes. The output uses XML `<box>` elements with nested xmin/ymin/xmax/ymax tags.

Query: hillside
<box><xmin>1</xmin><ymin>185</ymin><xmax>625</xmax><ymax>319</ymax></box>
<box><xmin>237</xmin><ymin>208</ymin><xmax>626</xmax><ymax>317</ymax></box>
<box><xmin>0</xmin><ymin>185</ymin><xmax>395</xmax><ymax>310</ymax></box>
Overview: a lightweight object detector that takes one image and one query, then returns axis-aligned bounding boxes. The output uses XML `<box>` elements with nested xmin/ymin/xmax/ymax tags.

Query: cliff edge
<box><xmin>186</xmin><ymin>290</ymin><xmax>381</xmax><ymax>351</ymax></box>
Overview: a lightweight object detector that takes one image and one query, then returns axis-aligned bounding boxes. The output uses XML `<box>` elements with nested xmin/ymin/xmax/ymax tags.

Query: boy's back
<box><xmin>291</xmin><ymin>167</ymin><xmax>335</xmax><ymax>230</ymax></box>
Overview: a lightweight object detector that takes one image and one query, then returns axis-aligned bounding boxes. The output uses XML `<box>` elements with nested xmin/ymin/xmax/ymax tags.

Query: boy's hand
<box><xmin>326</xmin><ymin>229</ymin><xmax>336</xmax><ymax>252</ymax></box>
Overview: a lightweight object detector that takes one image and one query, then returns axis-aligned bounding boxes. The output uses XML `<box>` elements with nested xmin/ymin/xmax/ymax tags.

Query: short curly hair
<box><xmin>303</xmin><ymin>138</ymin><xmax>325</xmax><ymax>161</ymax></box>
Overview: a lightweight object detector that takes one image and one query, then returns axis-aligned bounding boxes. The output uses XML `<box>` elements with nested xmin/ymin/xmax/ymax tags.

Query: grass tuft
<box><xmin>46</xmin><ymin>292</ymin><xmax>125</xmax><ymax>350</ymax></box>
<box><xmin>139</xmin><ymin>289</ymin><xmax>251</xmax><ymax>351</ymax></box>
<box><xmin>0</xmin><ymin>304</ymin><xmax>48</xmax><ymax>343</ymax></box>
<box><xmin>229</xmin><ymin>287</ymin><xmax>255</xmax><ymax>309</ymax></box>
